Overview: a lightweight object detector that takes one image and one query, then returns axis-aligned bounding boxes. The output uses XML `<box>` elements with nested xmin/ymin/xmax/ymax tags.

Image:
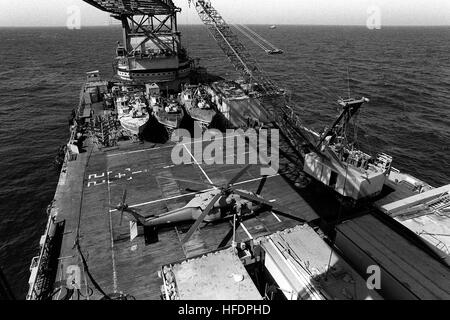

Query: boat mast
<box><xmin>316</xmin><ymin>98</ymin><xmax>369</xmax><ymax>149</ymax></box>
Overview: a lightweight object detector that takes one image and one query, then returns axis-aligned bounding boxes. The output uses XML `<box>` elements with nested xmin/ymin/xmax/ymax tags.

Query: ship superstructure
<box><xmin>85</xmin><ymin>0</ymin><xmax>193</xmax><ymax>91</ymax></box>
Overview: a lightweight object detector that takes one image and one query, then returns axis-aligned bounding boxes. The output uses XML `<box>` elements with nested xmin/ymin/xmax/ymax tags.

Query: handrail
<box><xmin>26</xmin><ymin>207</ymin><xmax>54</xmax><ymax>299</ymax></box>
<box><xmin>27</xmin><ymin>82</ymin><xmax>85</xmax><ymax>299</ymax></box>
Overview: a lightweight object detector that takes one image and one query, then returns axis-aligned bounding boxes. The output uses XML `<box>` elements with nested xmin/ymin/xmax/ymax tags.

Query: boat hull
<box><xmin>119</xmin><ymin>116</ymin><xmax>150</xmax><ymax>137</ymax></box>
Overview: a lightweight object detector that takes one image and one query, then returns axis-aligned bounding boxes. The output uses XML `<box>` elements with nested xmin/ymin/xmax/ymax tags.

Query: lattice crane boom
<box><xmin>192</xmin><ymin>0</ymin><xmax>280</xmax><ymax>96</ymax></box>
<box><xmin>80</xmin><ymin>0</ymin><xmax>353</xmax><ymax>169</ymax></box>
<box><xmin>190</xmin><ymin>1</ymin><xmax>355</xmax><ymax>170</ymax></box>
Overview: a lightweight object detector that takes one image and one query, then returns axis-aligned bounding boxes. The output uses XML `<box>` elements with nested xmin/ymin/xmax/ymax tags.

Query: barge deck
<box><xmin>27</xmin><ymin>79</ymin><xmax>449</xmax><ymax>300</ymax></box>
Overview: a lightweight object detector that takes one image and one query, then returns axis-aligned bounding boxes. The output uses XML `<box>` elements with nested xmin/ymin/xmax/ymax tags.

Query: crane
<box><xmin>192</xmin><ymin>0</ymin><xmax>281</xmax><ymax>96</ymax></box>
<box><xmin>81</xmin><ymin>1</ymin><xmax>388</xmax><ymax>201</ymax></box>
<box><xmin>190</xmin><ymin>1</ymin><xmax>392</xmax><ymax>201</ymax></box>
<box><xmin>190</xmin><ymin>1</ymin><xmax>323</xmax><ymax>154</ymax></box>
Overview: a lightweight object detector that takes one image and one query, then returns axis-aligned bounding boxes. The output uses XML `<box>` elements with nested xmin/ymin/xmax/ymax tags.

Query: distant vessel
<box><xmin>267</xmin><ymin>49</ymin><xmax>283</xmax><ymax>55</ymax></box>
<box><xmin>270</xmin><ymin>25</ymin><xmax>276</xmax><ymax>29</ymax></box>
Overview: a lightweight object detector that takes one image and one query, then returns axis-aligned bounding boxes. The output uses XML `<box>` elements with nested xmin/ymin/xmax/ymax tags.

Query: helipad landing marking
<box><xmin>106</xmin><ymin>133</ymin><xmax>243</xmax><ymax>158</ymax></box>
<box><xmin>88</xmin><ymin>173</ymin><xmax>105</xmax><ymax>180</ymax></box>
<box><xmin>86</xmin><ymin>167</ymin><xmax>148</xmax><ymax>187</ymax></box>
<box><xmin>271</xmin><ymin>211</ymin><xmax>282</xmax><ymax>222</ymax></box>
<box><xmin>87</xmin><ymin>180</ymin><xmax>106</xmax><ymax>187</ymax></box>
<box><xmin>183</xmin><ymin>144</ymin><xmax>214</xmax><ymax>186</ymax></box>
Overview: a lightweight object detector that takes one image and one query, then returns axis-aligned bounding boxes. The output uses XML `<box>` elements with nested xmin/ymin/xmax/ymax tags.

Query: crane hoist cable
<box><xmin>192</xmin><ymin>0</ymin><xmax>280</xmax><ymax>95</ymax></box>
<box><xmin>239</xmin><ymin>24</ymin><xmax>283</xmax><ymax>53</ymax></box>
<box><xmin>233</xmin><ymin>24</ymin><xmax>271</xmax><ymax>52</ymax></box>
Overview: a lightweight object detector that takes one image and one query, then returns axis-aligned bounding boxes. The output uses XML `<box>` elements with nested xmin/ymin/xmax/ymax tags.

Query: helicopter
<box><xmin>106</xmin><ymin>164</ymin><xmax>306</xmax><ymax>246</ymax></box>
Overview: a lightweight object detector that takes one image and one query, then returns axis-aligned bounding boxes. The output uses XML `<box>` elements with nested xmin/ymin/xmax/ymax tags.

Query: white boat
<box><xmin>116</xmin><ymin>93</ymin><xmax>150</xmax><ymax>136</ymax></box>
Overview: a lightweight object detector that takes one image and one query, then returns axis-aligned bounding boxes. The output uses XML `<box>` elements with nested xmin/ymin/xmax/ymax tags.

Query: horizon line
<box><xmin>1</xmin><ymin>23</ymin><xmax>449</xmax><ymax>28</ymax></box>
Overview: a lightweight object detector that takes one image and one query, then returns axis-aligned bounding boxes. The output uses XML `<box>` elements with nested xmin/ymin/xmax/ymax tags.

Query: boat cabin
<box><xmin>86</xmin><ymin>70</ymin><xmax>101</xmax><ymax>82</ymax></box>
<box><xmin>146</xmin><ymin>83</ymin><xmax>160</xmax><ymax>98</ymax></box>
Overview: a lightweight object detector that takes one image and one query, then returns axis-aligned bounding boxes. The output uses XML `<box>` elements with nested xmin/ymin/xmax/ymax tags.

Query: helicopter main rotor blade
<box><xmin>231</xmin><ymin>189</ymin><xmax>306</xmax><ymax>223</ymax></box>
<box><xmin>104</xmin><ymin>202</ymin><xmax>128</xmax><ymax>225</ymax></box>
<box><xmin>256</xmin><ymin>175</ymin><xmax>267</xmax><ymax>195</ymax></box>
<box><xmin>226</xmin><ymin>164</ymin><xmax>252</xmax><ymax>186</ymax></box>
<box><xmin>120</xmin><ymin>208</ymin><xmax>124</xmax><ymax>225</ymax></box>
<box><xmin>121</xmin><ymin>189</ymin><xmax>127</xmax><ymax>204</ymax></box>
<box><xmin>119</xmin><ymin>189</ymin><xmax>128</xmax><ymax>225</ymax></box>
<box><xmin>156</xmin><ymin>176</ymin><xmax>218</xmax><ymax>188</ymax></box>
<box><xmin>217</xmin><ymin>228</ymin><xmax>233</xmax><ymax>249</ymax></box>
<box><xmin>182</xmin><ymin>192</ymin><xmax>222</xmax><ymax>244</ymax></box>
<box><xmin>105</xmin><ymin>202</ymin><xmax>146</xmax><ymax>225</ymax></box>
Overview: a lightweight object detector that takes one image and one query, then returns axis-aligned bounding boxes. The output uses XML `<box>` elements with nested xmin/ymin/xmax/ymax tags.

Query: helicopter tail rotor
<box><xmin>105</xmin><ymin>190</ymin><xmax>146</xmax><ymax>225</ymax></box>
<box><xmin>119</xmin><ymin>189</ymin><xmax>127</xmax><ymax>225</ymax></box>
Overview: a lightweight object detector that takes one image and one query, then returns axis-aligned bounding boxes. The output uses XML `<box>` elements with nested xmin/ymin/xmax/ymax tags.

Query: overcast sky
<box><xmin>0</xmin><ymin>0</ymin><xmax>449</xmax><ymax>27</ymax></box>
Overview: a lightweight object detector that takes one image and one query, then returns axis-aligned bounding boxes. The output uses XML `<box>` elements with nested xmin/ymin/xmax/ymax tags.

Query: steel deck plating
<box><xmin>52</xmin><ymin>132</ymin><xmax>320</xmax><ymax>299</ymax></box>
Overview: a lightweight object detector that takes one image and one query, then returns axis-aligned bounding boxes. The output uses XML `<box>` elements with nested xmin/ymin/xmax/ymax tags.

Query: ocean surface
<box><xmin>0</xmin><ymin>25</ymin><xmax>449</xmax><ymax>298</ymax></box>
